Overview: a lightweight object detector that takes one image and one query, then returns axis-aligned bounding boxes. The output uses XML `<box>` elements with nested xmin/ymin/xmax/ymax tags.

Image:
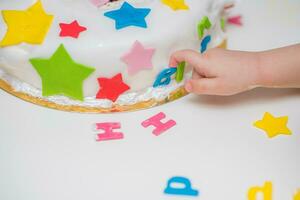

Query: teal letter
<box><xmin>153</xmin><ymin>68</ymin><xmax>177</xmax><ymax>88</ymax></box>
<box><xmin>164</xmin><ymin>176</ymin><xmax>199</xmax><ymax>197</ymax></box>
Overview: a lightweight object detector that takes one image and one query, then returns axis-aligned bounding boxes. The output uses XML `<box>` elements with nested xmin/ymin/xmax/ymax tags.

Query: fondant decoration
<box><xmin>141</xmin><ymin>112</ymin><xmax>176</xmax><ymax>136</ymax></box>
<box><xmin>153</xmin><ymin>68</ymin><xmax>177</xmax><ymax>88</ymax></box>
<box><xmin>161</xmin><ymin>0</ymin><xmax>189</xmax><ymax>11</ymax></box>
<box><xmin>90</xmin><ymin>0</ymin><xmax>109</xmax><ymax>7</ymax></box>
<box><xmin>248</xmin><ymin>182</ymin><xmax>272</xmax><ymax>200</ymax></box>
<box><xmin>220</xmin><ymin>18</ymin><xmax>226</xmax><ymax>31</ymax></box>
<box><xmin>30</xmin><ymin>44</ymin><xmax>95</xmax><ymax>101</ymax></box>
<box><xmin>121</xmin><ymin>41</ymin><xmax>155</xmax><ymax>75</ymax></box>
<box><xmin>175</xmin><ymin>61</ymin><xmax>185</xmax><ymax>83</ymax></box>
<box><xmin>96</xmin><ymin>73</ymin><xmax>130</xmax><ymax>102</ymax></box>
<box><xmin>254</xmin><ymin>112</ymin><xmax>292</xmax><ymax>138</ymax></box>
<box><xmin>197</xmin><ymin>16</ymin><xmax>211</xmax><ymax>39</ymax></box>
<box><xmin>0</xmin><ymin>0</ymin><xmax>54</xmax><ymax>47</ymax></box>
<box><xmin>59</xmin><ymin>20</ymin><xmax>87</xmax><ymax>39</ymax></box>
<box><xmin>164</xmin><ymin>177</ymin><xmax>199</xmax><ymax>197</ymax></box>
<box><xmin>294</xmin><ymin>190</ymin><xmax>300</xmax><ymax>200</ymax></box>
<box><xmin>228</xmin><ymin>15</ymin><xmax>243</xmax><ymax>26</ymax></box>
<box><xmin>95</xmin><ymin>122</ymin><xmax>124</xmax><ymax>141</ymax></box>
<box><xmin>200</xmin><ymin>35</ymin><xmax>211</xmax><ymax>53</ymax></box>
<box><xmin>104</xmin><ymin>2</ymin><xmax>151</xmax><ymax>30</ymax></box>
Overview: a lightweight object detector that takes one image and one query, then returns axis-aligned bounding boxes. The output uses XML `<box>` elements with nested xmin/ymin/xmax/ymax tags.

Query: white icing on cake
<box><xmin>0</xmin><ymin>0</ymin><xmax>229</xmax><ymax>105</ymax></box>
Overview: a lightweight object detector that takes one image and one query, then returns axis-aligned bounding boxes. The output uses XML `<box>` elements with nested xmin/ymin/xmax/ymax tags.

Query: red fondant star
<box><xmin>59</xmin><ymin>20</ymin><xmax>87</xmax><ymax>38</ymax></box>
<box><xmin>96</xmin><ymin>73</ymin><xmax>130</xmax><ymax>102</ymax></box>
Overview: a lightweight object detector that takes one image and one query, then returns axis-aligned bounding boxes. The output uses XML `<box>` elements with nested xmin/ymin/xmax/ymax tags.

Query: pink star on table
<box><xmin>59</xmin><ymin>20</ymin><xmax>87</xmax><ymax>39</ymax></box>
<box><xmin>121</xmin><ymin>41</ymin><xmax>155</xmax><ymax>75</ymax></box>
<box><xmin>96</xmin><ymin>73</ymin><xmax>130</xmax><ymax>102</ymax></box>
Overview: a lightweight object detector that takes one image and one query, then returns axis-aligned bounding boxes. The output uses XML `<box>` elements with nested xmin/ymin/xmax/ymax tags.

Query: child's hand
<box><xmin>169</xmin><ymin>48</ymin><xmax>261</xmax><ymax>95</ymax></box>
<box><xmin>170</xmin><ymin>44</ymin><xmax>300</xmax><ymax>96</ymax></box>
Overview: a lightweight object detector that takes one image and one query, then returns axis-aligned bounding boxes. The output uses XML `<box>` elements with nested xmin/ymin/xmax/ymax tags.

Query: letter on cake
<box><xmin>153</xmin><ymin>68</ymin><xmax>177</xmax><ymax>88</ymax></box>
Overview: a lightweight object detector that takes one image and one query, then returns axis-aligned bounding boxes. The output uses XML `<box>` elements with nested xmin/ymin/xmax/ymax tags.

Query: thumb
<box><xmin>185</xmin><ymin>78</ymin><xmax>219</xmax><ymax>95</ymax></box>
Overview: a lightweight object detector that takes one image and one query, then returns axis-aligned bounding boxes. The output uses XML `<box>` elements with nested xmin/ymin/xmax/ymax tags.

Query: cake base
<box><xmin>0</xmin><ymin>78</ymin><xmax>188</xmax><ymax>113</ymax></box>
<box><xmin>0</xmin><ymin>41</ymin><xmax>226</xmax><ymax>113</ymax></box>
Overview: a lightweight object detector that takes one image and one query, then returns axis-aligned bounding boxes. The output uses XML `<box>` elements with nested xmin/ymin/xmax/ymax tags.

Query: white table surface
<box><xmin>1</xmin><ymin>0</ymin><xmax>300</xmax><ymax>200</ymax></box>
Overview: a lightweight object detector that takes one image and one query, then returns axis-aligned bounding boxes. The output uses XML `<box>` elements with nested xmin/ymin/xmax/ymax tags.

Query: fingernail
<box><xmin>185</xmin><ymin>80</ymin><xmax>193</xmax><ymax>92</ymax></box>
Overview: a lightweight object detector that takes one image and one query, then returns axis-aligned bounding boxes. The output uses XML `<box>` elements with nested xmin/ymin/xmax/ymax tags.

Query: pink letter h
<box><xmin>95</xmin><ymin>122</ymin><xmax>124</xmax><ymax>141</ymax></box>
<box><xmin>142</xmin><ymin>112</ymin><xmax>176</xmax><ymax>136</ymax></box>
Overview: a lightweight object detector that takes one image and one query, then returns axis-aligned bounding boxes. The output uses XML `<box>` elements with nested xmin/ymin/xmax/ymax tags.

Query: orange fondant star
<box><xmin>0</xmin><ymin>0</ymin><xmax>54</xmax><ymax>47</ymax></box>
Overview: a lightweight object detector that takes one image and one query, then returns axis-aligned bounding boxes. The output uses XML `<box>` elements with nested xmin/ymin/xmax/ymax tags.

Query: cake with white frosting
<box><xmin>0</xmin><ymin>0</ymin><xmax>231</xmax><ymax>112</ymax></box>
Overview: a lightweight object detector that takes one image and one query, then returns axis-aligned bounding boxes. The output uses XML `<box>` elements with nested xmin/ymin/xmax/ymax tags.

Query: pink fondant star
<box><xmin>121</xmin><ymin>41</ymin><xmax>155</xmax><ymax>75</ymax></box>
<box><xmin>90</xmin><ymin>0</ymin><xmax>110</xmax><ymax>7</ymax></box>
<box><xmin>59</xmin><ymin>20</ymin><xmax>87</xmax><ymax>39</ymax></box>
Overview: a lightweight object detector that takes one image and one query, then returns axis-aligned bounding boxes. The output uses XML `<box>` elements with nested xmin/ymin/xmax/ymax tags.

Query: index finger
<box><xmin>169</xmin><ymin>49</ymin><xmax>207</xmax><ymax>67</ymax></box>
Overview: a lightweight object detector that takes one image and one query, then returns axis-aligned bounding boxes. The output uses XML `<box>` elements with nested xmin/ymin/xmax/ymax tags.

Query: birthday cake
<box><xmin>0</xmin><ymin>0</ymin><xmax>230</xmax><ymax>113</ymax></box>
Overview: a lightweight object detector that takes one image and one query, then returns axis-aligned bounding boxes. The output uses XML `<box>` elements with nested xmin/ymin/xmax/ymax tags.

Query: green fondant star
<box><xmin>30</xmin><ymin>44</ymin><xmax>95</xmax><ymax>101</ymax></box>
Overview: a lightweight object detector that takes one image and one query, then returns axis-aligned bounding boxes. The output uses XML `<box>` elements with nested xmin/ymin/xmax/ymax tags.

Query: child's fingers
<box><xmin>185</xmin><ymin>78</ymin><xmax>219</xmax><ymax>95</ymax></box>
<box><xmin>192</xmin><ymin>69</ymin><xmax>203</xmax><ymax>80</ymax></box>
<box><xmin>169</xmin><ymin>49</ymin><xmax>206</xmax><ymax>68</ymax></box>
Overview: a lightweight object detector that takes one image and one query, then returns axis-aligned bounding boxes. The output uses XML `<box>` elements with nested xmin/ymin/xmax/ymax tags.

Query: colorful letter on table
<box><xmin>95</xmin><ymin>122</ymin><xmax>124</xmax><ymax>141</ymax></box>
<box><xmin>141</xmin><ymin>112</ymin><xmax>176</xmax><ymax>136</ymax></box>
<box><xmin>248</xmin><ymin>182</ymin><xmax>272</xmax><ymax>200</ymax></box>
<box><xmin>164</xmin><ymin>176</ymin><xmax>199</xmax><ymax>197</ymax></box>
<box><xmin>295</xmin><ymin>190</ymin><xmax>300</xmax><ymax>200</ymax></box>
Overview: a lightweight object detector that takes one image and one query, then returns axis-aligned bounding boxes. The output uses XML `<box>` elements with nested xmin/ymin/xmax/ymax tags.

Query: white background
<box><xmin>0</xmin><ymin>0</ymin><xmax>300</xmax><ymax>200</ymax></box>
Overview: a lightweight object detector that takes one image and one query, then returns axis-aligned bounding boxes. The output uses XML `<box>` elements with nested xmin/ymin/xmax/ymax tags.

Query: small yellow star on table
<box><xmin>161</xmin><ymin>0</ymin><xmax>189</xmax><ymax>11</ymax></box>
<box><xmin>254</xmin><ymin>112</ymin><xmax>292</xmax><ymax>138</ymax></box>
<box><xmin>0</xmin><ymin>0</ymin><xmax>54</xmax><ymax>47</ymax></box>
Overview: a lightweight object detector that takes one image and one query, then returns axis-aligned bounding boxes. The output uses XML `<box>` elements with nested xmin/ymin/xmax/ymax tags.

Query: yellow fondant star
<box><xmin>0</xmin><ymin>0</ymin><xmax>54</xmax><ymax>47</ymax></box>
<box><xmin>161</xmin><ymin>0</ymin><xmax>189</xmax><ymax>11</ymax></box>
<box><xmin>254</xmin><ymin>112</ymin><xmax>292</xmax><ymax>138</ymax></box>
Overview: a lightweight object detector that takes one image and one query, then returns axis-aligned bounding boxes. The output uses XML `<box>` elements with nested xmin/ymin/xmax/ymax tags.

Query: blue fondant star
<box><xmin>104</xmin><ymin>2</ymin><xmax>151</xmax><ymax>30</ymax></box>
